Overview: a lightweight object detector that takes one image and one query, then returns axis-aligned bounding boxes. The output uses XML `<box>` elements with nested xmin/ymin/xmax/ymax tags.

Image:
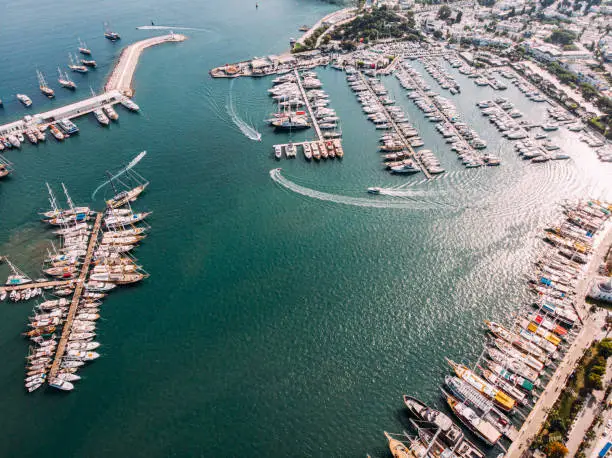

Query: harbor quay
<box><xmin>105</xmin><ymin>33</ymin><xmax>187</xmax><ymax>97</ymax></box>
<box><xmin>504</xmin><ymin>225</ymin><xmax>612</xmax><ymax>458</ymax></box>
<box><xmin>0</xmin><ymin>33</ymin><xmax>186</xmax><ymax>140</ymax></box>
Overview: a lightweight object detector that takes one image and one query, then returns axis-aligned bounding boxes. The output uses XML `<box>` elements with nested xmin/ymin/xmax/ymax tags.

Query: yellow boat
<box><xmin>527</xmin><ymin>322</ymin><xmax>561</xmax><ymax>346</ymax></box>
<box><xmin>384</xmin><ymin>432</ymin><xmax>417</xmax><ymax>458</ymax></box>
<box><xmin>446</xmin><ymin>359</ymin><xmax>516</xmax><ymax>411</ymax></box>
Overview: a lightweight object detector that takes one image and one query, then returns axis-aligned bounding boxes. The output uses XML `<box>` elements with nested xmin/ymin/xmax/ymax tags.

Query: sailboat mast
<box><xmin>61</xmin><ymin>183</ymin><xmax>75</xmax><ymax>211</ymax></box>
<box><xmin>46</xmin><ymin>182</ymin><xmax>59</xmax><ymax>212</ymax></box>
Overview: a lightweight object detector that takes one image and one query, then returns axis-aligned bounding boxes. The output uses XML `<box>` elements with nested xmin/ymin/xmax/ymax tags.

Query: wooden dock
<box><xmin>47</xmin><ymin>213</ymin><xmax>103</xmax><ymax>382</ymax></box>
<box><xmin>293</xmin><ymin>68</ymin><xmax>323</xmax><ymax>141</ymax></box>
<box><xmin>0</xmin><ymin>280</ymin><xmax>71</xmax><ymax>293</ymax></box>
<box><xmin>358</xmin><ymin>73</ymin><xmax>431</xmax><ymax>179</ymax></box>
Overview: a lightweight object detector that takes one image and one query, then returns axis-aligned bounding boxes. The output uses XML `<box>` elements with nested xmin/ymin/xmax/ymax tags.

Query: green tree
<box><xmin>438</xmin><ymin>5</ymin><xmax>452</xmax><ymax>19</ymax></box>
<box><xmin>433</xmin><ymin>29</ymin><xmax>443</xmax><ymax>39</ymax></box>
<box><xmin>588</xmin><ymin>372</ymin><xmax>603</xmax><ymax>390</ymax></box>
<box><xmin>599</xmin><ymin>339</ymin><xmax>612</xmax><ymax>358</ymax></box>
<box><xmin>591</xmin><ymin>365</ymin><xmax>606</xmax><ymax>376</ymax></box>
<box><xmin>547</xmin><ymin>28</ymin><xmax>577</xmax><ymax>45</ymax></box>
<box><xmin>340</xmin><ymin>40</ymin><xmax>356</xmax><ymax>51</ymax></box>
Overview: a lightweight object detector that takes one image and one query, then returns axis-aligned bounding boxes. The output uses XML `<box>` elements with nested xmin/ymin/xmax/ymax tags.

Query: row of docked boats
<box><xmin>268</xmin><ymin>70</ymin><xmax>343</xmax><ymax>161</ymax></box>
<box><xmin>267</xmin><ymin>72</ymin><xmax>311</xmax><ymax>132</ymax></box>
<box><xmin>276</xmin><ymin>140</ymin><xmax>344</xmax><ymax>161</ymax></box>
<box><xmin>380</xmin><ymin>200</ymin><xmax>610</xmax><ymax>457</ymax></box>
<box><xmin>476</xmin><ymin>99</ymin><xmax>570</xmax><ymax>163</ymax></box>
<box><xmin>510</xmin><ymin>77</ymin><xmax>547</xmax><ymax>103</ymax></box>
<box><xmin>421</xmin><ymin>57</ymin><xmax>460</xmax><ymax>95</ymax></box>
<box><xmin>396</xmin><ymin>65</ymin><xmax>496</xmax><ymax>169</ymax></box>
<box><xmin>381</xmin><ymin>393</ymin><xmax>502</xmax><ymax>458</ymax></box>
<box><xmin>6</xmin><ymin>163</ymin><xmax>151</xmax><ymax>393</ymax></box>
<box><xmin>0</xmin><ymin>100</ymin><xmax>132</xmax><ymax>157</ymax></box>
<box><xmin>512</xmin><ymin>139</ymin><xmax>569</xmax><ymax>163</ymax></box>
<box><xmin>346</xmin><ymin>71</ymin><xmax>437</xmax><ymax>176</ymax></box>
<box><xmin>468</xmin><ymin>69</ymin><xmax>508</xmax><ymax>91</ymax></box>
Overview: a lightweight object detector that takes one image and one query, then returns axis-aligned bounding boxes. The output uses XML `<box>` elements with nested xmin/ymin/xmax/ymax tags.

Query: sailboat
<box><xmin>384</xmin><ymin>432</ymin><xmax>417</xmax><ymax>458</ymax></box>
<box><xmin>57</xmin><ymin>67</ymin><xmax>77</xmax><ymax>90</ymax></box>
<box><xmin>42</xmin><ymin>183</ymin><xmax>93</xmax><ymax>225</ymax></box>
<box><xmin>444</xmin><ymin>392</ymin><xmax>502</xmax><ymax>446</ymax></box>
<box><xmin>105</xmin><ymin>166</ymin><xmax>149</xmax><ymax>209</ymax></box>
<box><xmin>37</xmin><ymin>70</ymin><xmax>55</xmax><ymax>98</ymax></box>
<box><xmin>80</xmin><ymin>53</ymin><xmax>97</xmax><ymax>67</ymax></box>
<box><xmin>104</xmin><ymin>22</ymin><xmax>121</xmax><ymax>41</ymax></box>
<box><xmin>78</xmin><ymin>38</ymin><xmax>92</xmax><ymax>55</ymax></box>
<box><xmin>2</xmin><ymin>256</ymin><xmax>33</xmax><ymax>286</ymax></box>
<box><xmin>68</xmin><ymin>53</ymin><xmax>88</xmax><ymax>73</ymax></box>
<box><xmin>0</xmin><ymin>156</ymin><xmax>13</xmax><ymax>179</ymax></box>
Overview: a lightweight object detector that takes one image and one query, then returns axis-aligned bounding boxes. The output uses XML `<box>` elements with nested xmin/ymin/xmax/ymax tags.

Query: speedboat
<box><xmin>49</xmin><ymin>379</ymin><xmax>75</xmax><ymax>391</ymax></box>
<box><xmin>367</xmin><ymin>187</ymin><xmax>381</xmax><ymax>194</ymax></box>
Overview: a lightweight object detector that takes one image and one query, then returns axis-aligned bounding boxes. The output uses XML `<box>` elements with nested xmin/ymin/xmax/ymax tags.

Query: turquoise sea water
<box><xmin>1</xmin><ymin>0</ymin><xmax>611</xmax><ymax>456</ymax></box>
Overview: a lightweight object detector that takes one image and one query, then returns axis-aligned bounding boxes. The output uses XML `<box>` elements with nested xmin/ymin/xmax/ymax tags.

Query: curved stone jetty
<box><xmin>105</xmin><ymin>33</ymin><xmax>186</xmax><ymax>97</ymax></box>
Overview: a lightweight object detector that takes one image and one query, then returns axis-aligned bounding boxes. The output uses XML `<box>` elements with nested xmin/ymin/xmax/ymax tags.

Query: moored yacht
<box><xmin>16</xmin><ymin>93</ymin><xmax>33</xmax><ymax>107</ymax></box>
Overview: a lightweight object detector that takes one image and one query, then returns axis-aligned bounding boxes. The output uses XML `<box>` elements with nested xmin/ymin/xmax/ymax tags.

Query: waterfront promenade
<box><xmin>505</xmin><ymin>225</ymin><xmax>612</xmax><ymax>458</ymax></box>
<box><xmin>296</xmin><ymin>8</ymin><xmax>356</xmax><ymax>46</ymax></box>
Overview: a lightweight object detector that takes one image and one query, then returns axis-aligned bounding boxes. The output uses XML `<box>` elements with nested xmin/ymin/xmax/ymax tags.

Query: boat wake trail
<box><xmin>270</xmin><ymin>169</ymin><xmax>449</xmax><ymax>210</ymax></box>
<box><xmin>91</xmin><ymin>151</ymin><xmax>147</xmax><ymax>200</ymax></box>
<box><xmin>226</xmin><ymin>80</ymin><xmax>262</xmax><ymax>141</ymax></box>
<box><xmin>136</xmin><ymin>25</ymin><xmax>208</xmax><ymax>31</ymax></box>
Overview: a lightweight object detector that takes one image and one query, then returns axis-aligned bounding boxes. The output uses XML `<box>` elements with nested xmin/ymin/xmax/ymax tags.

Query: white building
<box><xmin>588</xmin><ymin>277</ymin><xmax>612</xmax><ymax>303</ymax></box>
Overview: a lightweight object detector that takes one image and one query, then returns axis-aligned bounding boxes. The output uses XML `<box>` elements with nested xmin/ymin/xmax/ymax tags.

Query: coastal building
<box><xmin>521</xmin><ymin>40</ymin><xmax>593</xmax><ymax>63</ymax></box>
<box><xmin>564</xmin><ymin>62</ymin><xmax>611</xmax><ymax>91</ymax></box>
<box><xmin>251</xmin><ymin>58</ymin><xmax>273</xmax><ymax>74</ymax></box>
<box><xmin>588</xmin><ymin>277</ymin><xmax>612</xmax><ymax>304</ymax></box>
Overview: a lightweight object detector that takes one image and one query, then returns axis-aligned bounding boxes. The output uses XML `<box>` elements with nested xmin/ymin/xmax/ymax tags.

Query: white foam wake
<box><xmin>91</xmin><ymin>151</ymin><xmax>147</xmax><ymax>200</ymax></box>
<box><xmin>269</xmin><ymin>169</ymin><xmax>443</xmax><ymax>210</ymax></box>
<box><xmin>136</xmin><ymin>25</ymin><xmax>206</xmax><ymax>31</ymax></box>
<box><xmin>226</xmin><ymin>80</ymin><xmax>262</xmax><ymax>141</ymax></box>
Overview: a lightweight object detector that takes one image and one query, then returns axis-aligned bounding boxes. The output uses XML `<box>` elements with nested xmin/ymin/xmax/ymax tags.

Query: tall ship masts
<box><xmin>36</xmin><ymin>70</ymin><xmax>55</xmax><ymax>98</ymax></box>
<box><xmin>78</xmin><ymin>38</ymin><xmax>92</xmax><ymax>55</ymax></box>
<box><xmin>68</xmin><ymin>53</ymin><xmax>88</xmax><ymax>73</ymax></box>
<box><xmin>104</xmin><ymin>22</ymin><xmax>121</xmax><ymax>41</ymax></box>
<box><xmin>57</xmin><ymin>67</ymin><xmax>76</xmax><ymax>90</ymax></box>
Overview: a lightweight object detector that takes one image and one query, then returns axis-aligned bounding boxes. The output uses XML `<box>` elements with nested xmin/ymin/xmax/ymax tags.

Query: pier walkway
<box><xmin>504</xmin><ymin>226</ymin><xmax>612</xmax><ymax>458</ymax></box>
<box><xmin>0</xmin><ymin>280</ymin><xmax>71</xmax><ymax>293</ymax></box>
<box><xmin>293</xmin><ymin>68</ymin><xmax>322</xmax><ymax>141</ymax></box>
<box><xmin>105</xmin><ymin>33</ymin><xmax>186</xmax><ymax>97</ymax></box>
<box><xmin>358</xmin><ymin>73</ymin><xmax>431</xmax><ymax>179</ymax></box>
<box><xmin>47</xmin><ymin>213</ymin><xmax>103</xmax><ymax>382</ymax></box>
<box><xmin>0</xmin><ymin>34</ymin><xmax>185</xmax><ymax>137</ymax></box>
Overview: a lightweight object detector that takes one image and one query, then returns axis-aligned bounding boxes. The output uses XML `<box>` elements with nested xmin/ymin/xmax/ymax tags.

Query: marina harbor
<box><xmin>1</xmin><ymin>164</ymin><xmax>151</xmax><ymax>392</ymax></box>
<box><xmin>1</xmin><ymin>0</ymin><xmax>611</xmax><ymax>456</ymax></box>
<box><xmin>0</xmin><ymin>33</ymin><xmax>186</xmax><ymax>179</ymax></box>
